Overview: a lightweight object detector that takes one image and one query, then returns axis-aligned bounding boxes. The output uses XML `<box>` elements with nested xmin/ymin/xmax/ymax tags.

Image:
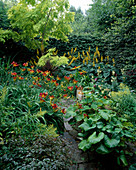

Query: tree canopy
<box><xmin>0</xmin><ymin>0</ymin><xmax>74</xmax><ymax>55</ymax></box>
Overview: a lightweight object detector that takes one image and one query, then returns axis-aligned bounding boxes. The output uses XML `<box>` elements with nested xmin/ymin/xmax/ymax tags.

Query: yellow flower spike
<box><xmin>101</xmin><ymin>56</ymin><xmax>103</xmax><ymax>62</ymax></box>
<box><xmin>87</xmin><ymin>52</ymin><xmax>90</xmax><ymax>60</ymax></box>
<box><xmin>112</xmin><ymin>58</ymin><xmax>115</xmax><ymax>62</ymax></box>
<box><xmin>34</xmin><ymin>60</ymin><xmax>37</xmax><ymax>65</ymax></box>
<box><xmin>96</xmin><ymin>46</ymin><xmax>98</xmax><ymax>52</ymax></box>
<box><xmin>98</xmin><ymin>66</ymin><xmax>100</xmax><ymax>69</ymax></box>
<box><xmin>78</xmin><ymin>52</ymin><xmax>80</xmax><ymax>59</ymax></box>
<box><xmin>107</xmin><ymin>56</ymin><xmax>109</xmax><ymax>61</ymax></box>
<box><xmin>71</xmin><ymin>48</ymin><xmax>73</xmax><ymax>54</ymax></box>
<box><xmin>93</xmin><ymin>61</ymin><xmax>95</xmax><ymax>67</ymax></box>
<box><xmin>68</xmin><ymin>57</ymin><xmax>76</xmax><ymax>66</ymax></box>
<box><xmin>83</xmin><ymin>58</ymin><xmax>85</xmax><ymax>65</ymax></box>
<box><xmin>74</xmin><ymin>47</ymin><xmax>77</xmax><ymax>53</ymax></box>
<box><xmin>82</xmin><ymin>50</ymin><xmax>85</xmax><ymax>56</ymax></box>
<box><xmin>94</xmin><ymin>52</ymin><xmax>96</xmax><ymax>58</ymax></box>
<box><xmin>98</xmin><ymin>51</ymin><xmax>100</xmax><ymax>58</ymax></box>
<box><xmin>68</xmin><ymin>51</ymin><xmax>70</xmax><ymax>56</ymax></box>
<box><xmin>36</xmin><ymin>55</ymin><xmax>39</xmax><ymax>59</ymax></box>
<box><xmin>96</xmin><ymin>58</ymin><xmax>98</xmax><ymax>63</ymax></box>
<box><xmin>63</xmin><ymin>53</ymin><xmax>66</xmax><ymax>56</ymax></box>
<box><xmin>68</xmin><ymin>55</ymin><xmax>72</xmax><ymax>59</ymax></box>
<box><xmin>37</xmin><ymin>49</ymin><xmax>39</xmax><ymax>55</ymax></box>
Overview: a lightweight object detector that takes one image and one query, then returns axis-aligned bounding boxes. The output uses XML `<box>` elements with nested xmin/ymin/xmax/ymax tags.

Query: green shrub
<box><xmin>65</xmin><ymin>84</ymin><xmax>135</xmax><ymax>166</ymax></box>
<box><xmin>0</xmin><ymin>133</ymin><xmax>72</xmax><ymax>169</ymax></box>
<box><xmin>111</xmin><ymin>83</ymin><xmax>136</xmax><ymax>124</ymax></box>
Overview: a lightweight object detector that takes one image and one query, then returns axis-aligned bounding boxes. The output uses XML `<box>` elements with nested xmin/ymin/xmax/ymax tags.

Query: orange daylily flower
<box><xmin>23</xmin><ymin>62</ymin><xmax>28</xmax><ymax>66</ymax></box>
<box><xmin>64</xmin><ymin>76</ymin><xmax>70</xmax><ymax>81</ymax></box>
<box><xmin>11</xmin><ymin>61</ymin><xmax>19</xmax><ymax>67</ymax></box>
<box><xmin>49</xmin><ymin>95</ymin><xmax>55</xmax><ymax>100</ymax></box>
<box><xmin>11</xmin><ymin>72</ymin><xmax>17</xmax><ymax>76</ymax></box>
<box><xmin>39</xmin><ymin>92</ymin><xmax>48</xmax><ymax>98</ymax></box>
<box><xmin>61</xmin><ymin>108</ymin><xmax>66</xmax><ymax>114</ymax></box>
<box><xmin>73</xmin><ymin>79</ymin><xmax>78</xmax><ymax>84</ymax></box>
<box><xmin>67</xmin><ymin>86</ymin><xmax>73</xmax><ymax>91</ymax></box>
<box><xmin>51</xmin><ymin>103</ymin><xmax>58</xmax><ymax>109</ymax></box>
<box><xmin>63</xmin><ymin>94</ymin><xmax>68</xmax><ymax>98</ymax></box>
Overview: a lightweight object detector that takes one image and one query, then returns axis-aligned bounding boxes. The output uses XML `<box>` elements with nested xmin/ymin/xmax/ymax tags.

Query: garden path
<box><xmin>58</xmin><ymin>98</ymin><xmax>97</xmax><ymax>170</ymax></box>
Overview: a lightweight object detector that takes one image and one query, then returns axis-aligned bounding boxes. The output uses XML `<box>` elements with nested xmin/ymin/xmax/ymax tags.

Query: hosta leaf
<box><xmin>79</xmin><ymin>122</ymin><xmax>92</xmax><ymax>131</ymax></box>
<box><xmin>78</xmin><ymin>139</ymin><xmax>90</xmax><ymax>151</ymax></box>
<box><xmin>104</xmin><ymin>135</ymin><xmax>120</xmax><ymax>148</ymax></box>
<box><xmin>88</xmin><ymin>132</ymin><xmax>105</xmax><ymax>144</ymax></box>
<box><xmin>91</xmin><ymin>103</ymin><xmax>98</xmax><ymax>110</ymax></box>
<box><xmin>99</xmin><ymin>110</ymin><xmax>109</xmax><ymax>120</ymax></box>
<box><xmin>76</xmin><ymin>114</ymin><xmax>84</xmax><ymax>121</ymax></box>
<box><xmin>119</xmin><ymin>154</ymin><xmax>128</xmax><ymax>166</ymax></box>
<box><xmin>96</xmin><ymin>122</ymin><xmax>104</xmax><ymax>129</ymax></box>
<box><xmin>96</xmin><ymin>144</ymin><xmax>111</xmax><ymax>154</ymax></box>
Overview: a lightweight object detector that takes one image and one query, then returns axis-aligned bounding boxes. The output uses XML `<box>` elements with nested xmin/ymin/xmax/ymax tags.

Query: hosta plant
<box><xmin>65</xmin><ymin>84</ymin><xmax>135</xmax><ymax>166</ymax></box>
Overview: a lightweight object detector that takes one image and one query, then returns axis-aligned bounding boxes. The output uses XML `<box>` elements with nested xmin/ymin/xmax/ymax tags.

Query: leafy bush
<box><xmin>111</xmin><ymin>83</ymin><xmax>136</xmax><ymax>124</ymax></box>
<box><xmin>65</xmin><ymin>84</ymin><xmax>135</xmax><ymax>166</ymax></box>
<box><xmin>38</xmin><ymin>48</ymin><xmax>69</xmax><ymax>71</ymax></box>
<box><xmin>0</xmin><ymin>133</ymin><xmax>72</xmax><ymax>169</ymax></box>
<box><xmin>123</xmin><ymin>64</ymin><xmax>136</xmax><ymax>89</ymax></box>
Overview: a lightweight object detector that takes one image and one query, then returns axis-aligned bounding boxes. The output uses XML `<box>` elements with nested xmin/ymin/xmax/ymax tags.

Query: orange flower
<box><xmin>55</xmin><ymin>82</ymin><xmax>59</xmax><ymax>86</ymax></box>
<box><xmin>39</xmin><ymin>98</ymin><xmax>45</xmax><ymax>102</ymax></box>
<box><xmin>33</xmin><ymin>81</ymin><xmax>36</xmax><ymax>85</ymax></box>
<box><xmin>39</xmin><ymin>92</ymin><xmax>48</xmax><ymax>98</ymax></box>
<box><xmin>83</xmin><ymin>113</ymin><xmax>88</xmax><ymax>118</ymax></box>
<box><xmin>103</xmin><ymin>96</ymin><xmax>107</xmax><ymax>99</ymax></box>
<box><xmin>73</xmin><ymin>79</ymin><xmax>78</xmax><ymax>84</ymax></box>
<box><xmin>57</xmin><ymin>76</ymin><xmax>61</xmax><ymax>80</ymax></box>
<box><xmin>23</xmin><ymin>62</ymin><xmax>28</xmax><ymax>66</ymax></box>
<box><xmin>45</xmin><ymin>70</ymin><xmax>50</xmax><ymax>75</ymax></box>
<box><xmin>42</xmin><ymin>72</ymin><xmax>47</xmax><ymax>76</ymax></box>
<box><xmin>29</xmin><ymin>70</ymin><xmax>35</xmax><ymax>74</ymax></box>
<box><xmin>11</xmin><ymin>72</ymin><xmax>17</xmax><ymax>76</ymax></box>
<box><xmin>63</xmin><ymin>94</ymin><xmax>68</xmax><ymax>98</ymax></box>
<box><xmin>52</xmin><ymin>79</ymin><xmax>57</xmax><ymax>83</ymax></box>
<box><xmin>21</xmin><ymin>68</ymin><xmax>26</xmax><ymax>71</ymax></box>
<box><xmin>61</xmin><ymin>108</ymin><xmax>66</xmax><ymax>114</ymax></box>
<box><xmin>11</xmin><ymin>61</ymin><xmax>19</xmax><ymax>67</ymax></box>
<box><xmin>36</xmin><ymin>69</ymin><xmax>41</xmax><ymax>73</ymax></box>
<box><xmin>64</xmin><ymin>76</ymin><xmax>70</xmax><ymax>81</ymax></box>
<box><xmin>67</xmin><ymin>86</ymin><xmax>73</xmax><ymax>91</ymax></box>
<box><xmin>37</xmin><ymin>84</ymin><xmax>42</xmax><ymax>87</ymax></box>
<box><xmin>18</xmin><ymin>76</ymin><xmax>24</xmax><ymax>80</ymax></box>
<box><xmin>13</xmin><ymin>76</ymin><xmax>17</xmax><ymax>81</ymax></box>
<box><xmin>49</xmin><ymin>95</ymin><xmax>55</xmax><ymax>100</ymax></box>
<box><xmin>31</xmin><ymin>65</ymin><xmax>34</xmax><ymax>69</ymax></box>
<box><xmin>51</xmin><ymin>103</ymin><xmax>58</xmax><ymax>109</ymax></box>
<box><xmin>46</xmin><ymin>78</ymin><xmax>50</xmax><ymax>81</ymax></box>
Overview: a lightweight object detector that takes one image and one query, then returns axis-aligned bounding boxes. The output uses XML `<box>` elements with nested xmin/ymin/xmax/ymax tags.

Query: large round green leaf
<box><xmin>88</xmin><ymin>132</ymin><xmax>105</xmax><ymax>144</ymax></box>
<box><xmin>96</xmin><ymin>144</ymin><xmax>111</xmax><ymax>154</ymax></box>
<box><xmin>104</xmin><ymin>135</ymin><xmax>120</xmax><ymax>148</ymax></box>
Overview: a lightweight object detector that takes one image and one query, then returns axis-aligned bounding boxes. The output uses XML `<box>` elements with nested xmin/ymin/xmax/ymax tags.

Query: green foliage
<box><xmin>65</xmin><ymin>84</ymin><xmax>135</xmax><ymax>166</ymax></box>
<box><xmin>69</xmin><ymin>6</ymin><xmax>87</xmax><ymax>36</ymax></box>
<box><xmin>0</xmin><ymin>134</ymin><xmax>72</xmax><ymax>169</ymax></box>
<box><xmin>38</xmin><ymin>48</ymin><xmax>69</xmax><ymax>70</ymax></box>
<box><xmin>0</xmin><ymin>0</ymin><xmax>10</xmax><ymax>29</ymax></box>
<box><xmin>6</xmin><ymin>0</ymin><xmax>74</xmax><ymax>54</ymax></box>
<box><xmin>123</xmin><ymin>64</ymin><xmax>136</xmax><ymax>89</ymax></box>
<box><xmin>111</xmin><ymin>83</ymin><xmax>136</xmax><ymax>124</ymax></box>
